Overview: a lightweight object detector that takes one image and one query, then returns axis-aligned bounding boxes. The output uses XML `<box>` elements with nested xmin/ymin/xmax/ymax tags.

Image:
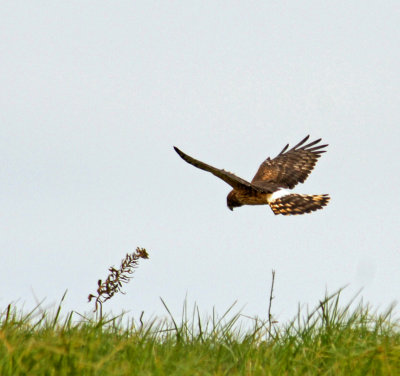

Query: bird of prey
<box><xmin>174</xmin><ymin>135</ymin><xmax>330</xmax><ymax>215</ymax></box>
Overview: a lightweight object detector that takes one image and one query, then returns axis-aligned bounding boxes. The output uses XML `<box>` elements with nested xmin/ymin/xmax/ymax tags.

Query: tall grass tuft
<box><xmin>1</xmin><ymin>287</ymin><xmax>399</xmax><ymax>375</ymax></box>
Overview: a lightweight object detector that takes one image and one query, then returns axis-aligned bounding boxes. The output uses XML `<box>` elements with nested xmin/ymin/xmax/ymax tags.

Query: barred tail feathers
<box><xmin>269</xmin><ymin>193</ymin><xmax>330</xmax><ymax>215</ymax></box>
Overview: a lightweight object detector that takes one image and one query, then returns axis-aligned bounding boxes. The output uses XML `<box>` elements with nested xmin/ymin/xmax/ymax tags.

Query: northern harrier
<box><xmin>174</xmin><ymin>135</ymin><xmax>330</xmax><ymax>215</ymax></box>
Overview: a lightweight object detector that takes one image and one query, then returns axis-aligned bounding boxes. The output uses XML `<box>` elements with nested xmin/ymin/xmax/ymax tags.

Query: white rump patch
<box><xmin>267</xmin><ymin>189</ymin><xmax>291</xmax><ymax>203</ymax></box>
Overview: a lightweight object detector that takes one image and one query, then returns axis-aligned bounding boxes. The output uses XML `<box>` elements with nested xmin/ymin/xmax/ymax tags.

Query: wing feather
<box><xmin>174</xmin><ymin>147</ymin><xmax>268</xmax><ymax>192</ymax></box>
<box><xmin>251</xmin><ymin>136</ymin><xmax>328</xmax><ymax>189</ymax></box>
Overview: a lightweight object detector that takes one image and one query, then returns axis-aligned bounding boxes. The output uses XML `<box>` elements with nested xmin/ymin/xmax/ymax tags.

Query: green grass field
<box><xmin>1</xmin><ymin>289</ymin><xmax>399</xmax><ymax>375</ymax></box>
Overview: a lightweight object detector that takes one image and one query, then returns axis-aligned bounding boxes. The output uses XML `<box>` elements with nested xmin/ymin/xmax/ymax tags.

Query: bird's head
<box><xmin>227</xmin><ymin>190</ymin><xmax>242</xmax><ymax>211</ymax></box>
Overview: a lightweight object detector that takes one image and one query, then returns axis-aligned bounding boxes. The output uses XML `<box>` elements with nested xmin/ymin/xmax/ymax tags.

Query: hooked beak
<box><xmin>228</xmin><ymin>206</ymin><xmax>233</xmax><ymax>211</ymax></box>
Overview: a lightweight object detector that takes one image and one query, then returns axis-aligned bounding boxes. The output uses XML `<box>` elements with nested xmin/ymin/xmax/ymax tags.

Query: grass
<box><xmin>1</xmin><ymin>289</ymin><xmax>399</xmax><ymax>375</ymax></box>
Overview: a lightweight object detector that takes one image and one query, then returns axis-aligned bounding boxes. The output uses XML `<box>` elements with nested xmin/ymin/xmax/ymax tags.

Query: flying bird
<box><xmin>174</xmin><ymin>135</ymin><xmax>330</xmax><ymax>215</ymax></box>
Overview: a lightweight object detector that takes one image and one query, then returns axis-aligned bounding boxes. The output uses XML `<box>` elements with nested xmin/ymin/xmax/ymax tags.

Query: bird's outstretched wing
<box><xmin>174</xmin><ymin>147</ymin><xmax>272</xmax><ymax>192</ymax></box>
<box><xmin>251</xmin><ymin>135</ymin><xmax>328</xmax><ymax>190</ymax></box>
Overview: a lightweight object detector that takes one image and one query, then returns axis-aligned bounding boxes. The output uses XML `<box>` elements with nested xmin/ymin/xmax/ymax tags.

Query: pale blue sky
<box><xmin>1</xmin><ymin>1</ymin><xmax>399</xmax><ymax>322</ymax></box>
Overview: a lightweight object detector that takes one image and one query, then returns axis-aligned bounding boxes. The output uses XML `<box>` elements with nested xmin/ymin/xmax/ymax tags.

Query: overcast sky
<box><xmin>1</xmin><ymin>1</ymin><xmax>399</xmax><ymax>323</ymax></box>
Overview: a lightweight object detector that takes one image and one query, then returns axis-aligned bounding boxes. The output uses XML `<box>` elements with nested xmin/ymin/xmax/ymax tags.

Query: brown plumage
<box><xmin>174</xmin><ymin>135</ymin><xmax>330</xmax><ymax>215</ymax></box>
<box><xmin>268</xmin><ymin>194</ymin><xmax>330</xmax><ymax>215</ymax></box>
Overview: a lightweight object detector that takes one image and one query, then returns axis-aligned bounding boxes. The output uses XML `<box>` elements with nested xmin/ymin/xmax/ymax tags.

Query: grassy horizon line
<box><xmin>1</xmin><ymin>288</ymin><xmax>399</xmax><ymax>375</ymax></box>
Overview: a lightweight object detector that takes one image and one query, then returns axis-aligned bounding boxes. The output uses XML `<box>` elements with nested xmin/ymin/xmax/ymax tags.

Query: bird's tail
<box><xmin>269</xmin><ymin>194</ymin><xmax>330</xmax><ymax>215</ymax></box>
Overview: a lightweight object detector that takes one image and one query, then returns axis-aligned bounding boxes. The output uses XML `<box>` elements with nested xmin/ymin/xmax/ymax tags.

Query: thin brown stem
<box><xmin>267</xmin><ymin>269</ymin><xmax>276</xmax><ymax>337</ymax></box>
<box><xmin>88</xmin><ymin>247</ymin><xmax>149</xmax><ymax>319</ymax></box>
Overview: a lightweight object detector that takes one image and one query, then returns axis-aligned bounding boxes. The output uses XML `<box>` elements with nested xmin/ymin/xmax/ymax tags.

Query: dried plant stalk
<box><xmin>88</xmin><ymin>247</ymin><xmax>149</xmax><ymax>316</ymax></box>
<box><xmin>267</xmin><ymin>269</ymin><xmax>277</xmax><ymax>337</ymax></box>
